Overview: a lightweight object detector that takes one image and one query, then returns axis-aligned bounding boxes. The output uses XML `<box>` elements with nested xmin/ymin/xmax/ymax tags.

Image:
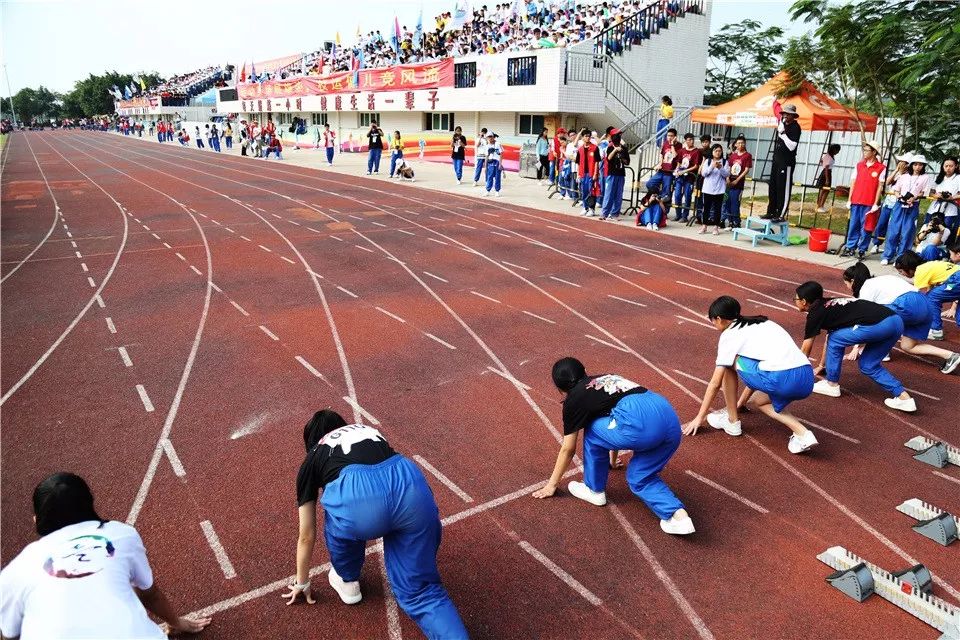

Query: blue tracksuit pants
<box><xmin>601</xmin><ymin>175</ymin><xmax>626</xmax><ymax>218</ymax></box>
<box><xmin>473</xmin><ymin>158</ymin><xmax>485</xmax><ymax>183</ymax></box>
<box><xmin>645</xmin><ymin>171</ymin><xmax>674</xmax><ymax>215</ymax></box>
<box><xmin>321</xmin><ymin>456</ymin><xmax>468</xmax><ymax>640</ymax></box>
<box><xmin>928</xmin><ymin>271</ymin><xmax>960</xmax><ymax>332</ymax></box>
<box><xmin>582</xmin><ymin>392</ymin><xmax>685</xmax><ymax>520</ymax></box>
<box><xmin>672</xmin><ymin>178</ymin><xmax>695</xmax><ymax>221</ymax></box>
<box><xmin>390</xmin><ymin>150</ymin><xmax>404</xmax><ymax>177</ymax></box>
<box><xmin>881</xmin><ymin>201</ymin><xmax>919</xmax><ymax>262</ymax></box>
<box><xmin>485</xmin><ymin>160</ymin><xmax>501</xmax><ymax>192</ymax></box>
<box><xmin>844</xmin><ymin>204</ymin><xmax>873</xmax><ymax>252</ymax></box>
<box><xmin>887</xmin><ymin>291</ymin><xmax>933</xmax><ymax>340</ymax></box>
<box><xmin>825</xmin><ymin>315</ymin><xmax>905</xmax><ymax>396</ymax></box>
<box><xmin>368</xmin><ymin>147</ymin><xmax>382</xmax><ymax>173</ymax></box>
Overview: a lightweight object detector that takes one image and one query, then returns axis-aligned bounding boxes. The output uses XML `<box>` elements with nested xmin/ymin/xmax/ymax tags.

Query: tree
<box><xmin>704</xmin><ymin>20</ymin><xmax>785</xmax><ymax>106</ymax></box>
<box><xmin>786</xmin><ymin>0</ymin><xmax>960</xmax><ymax>159</ymax></box>
<box><xmin>10</xmin><ymin>86</ymin><xmax>60</xmax><ymax>123</ymax></box>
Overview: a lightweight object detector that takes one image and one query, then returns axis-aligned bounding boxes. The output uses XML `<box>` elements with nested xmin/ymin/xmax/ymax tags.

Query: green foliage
<box><xmin>704</xmin><ymin>20</ymin><xmax>786</xmax><ymax>105</ymax></box>
<box><xmin>787</xmin><ymin>0</ymin><xmax>959</xmax><ymax>159</ymax></box>
<box><xmin>9</xmin><ymin>86</ymin><xmax>60</xmax><ymax>123</ymax></box>
<box><xmin>7</xmin><ymin>70</ymin><xmax>164</xmax><ymax>121</ymax></box>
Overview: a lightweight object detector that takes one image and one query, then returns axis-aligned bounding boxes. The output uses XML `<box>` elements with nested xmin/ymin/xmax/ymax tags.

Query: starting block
<box><xmin>817</xmin><ymin>546</ymin><xmax>960</xmax><ymax>639</ymax></box>
<box><xmin>897</xmin><ymin>499</ymin><xmax>960</xmax><ymax>546</ymax></box>
<box><xmin>825</xmin><ymin>562</ymin><xmax>874</xmax><ymax>602</ymax></box>
<box><xmin>893</xmin><ymin>565</ymin><xmax>934</xmax><ymax>595</ymax></box>
<box><xmin>904</xmin><ymin>436</ymin><xmax>960</xmax><ymax>469</ymax></box>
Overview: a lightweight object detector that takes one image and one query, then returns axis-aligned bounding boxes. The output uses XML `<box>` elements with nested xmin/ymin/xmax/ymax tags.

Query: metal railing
<box><xmin>630</xmin><ymin>105</ymin><xmax>702</xmax><ymax>181</ymax></box>
<box><xmin>592</xmin><ymin>0</ymin><xmax>705</xmax><ymax>58</ymax></box>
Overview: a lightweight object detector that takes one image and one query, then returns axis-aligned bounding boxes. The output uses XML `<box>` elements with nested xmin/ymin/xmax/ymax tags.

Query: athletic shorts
<box><xmin>735</xmin><ymin>356</ymin><xmax>814</xmax><ymax>413</ymax></box>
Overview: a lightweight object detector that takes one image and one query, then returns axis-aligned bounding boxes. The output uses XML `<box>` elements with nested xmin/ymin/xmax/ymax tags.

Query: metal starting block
<box><xmin>825</xmin><ymin>562</ymin><xmax>874</xmax><ymax>602</ymax></box>
<box><xmin>897</xmin><ymin>499</ymin><xmax>960</xmax><ymax>546</ymax></box>
<box><xmin>904</xmin><ymin>436</ymin><xmax>960</xmax><ymax>469</ymax></box>
<box><xmin>817</xmin><ymin>546</ymin><xmax>960</xmax><ymax>639</ymax></box>
<box><xmin>893</xmin><ymin>565</ymin><xmax>934</xmax><ymax>595</ymax></box>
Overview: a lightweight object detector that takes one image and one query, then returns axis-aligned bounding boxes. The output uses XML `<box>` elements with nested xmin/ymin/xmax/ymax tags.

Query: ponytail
<box><xmin>707</xmin><ymin>295</ymin><xmax>768</xmax><ymax>327</ymax></box>
<box><xmin>842</xmin><ymin>262</ymin><xmax>872</xmax><ymax>298</ymax></box>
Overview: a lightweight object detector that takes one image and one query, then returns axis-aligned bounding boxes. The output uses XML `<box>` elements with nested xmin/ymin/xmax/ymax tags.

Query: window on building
<box><xmin>312</xmin><ymin>113</ymin><xmax>329</xmax><ymax>126</ymax></box>
<box><xmin>454</xmin><ymin>62</ymin><xmax>477</xmax><ymax>88</ymax></box>
<box><xmin>518</xmin><ymin>114</ymin><xmax>545</xmax><ymax>135</ymax></box>
<box><xmin>359</xmin><ymin>112</ymin><xmax>382</xmax><ymax>127</ymax></box>
<box><xmin>425</xmin><ymin>113</ymin><xmax>455</xmax><ymax>132</ymax></box>
<box><xmin>507</xmin><ymin>56</ymin><xmax>537</xmax><ymax>86</ymax></box>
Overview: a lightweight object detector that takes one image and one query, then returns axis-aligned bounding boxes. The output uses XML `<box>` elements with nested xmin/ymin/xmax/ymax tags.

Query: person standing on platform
<box><xmin>763</xmin><ymin>103</ymin><xmax>801</xmax><ymax>223</ymax></box>
<box><xmin>840</xmin><ymin>139</ymin><xmax>886</xmax><ymax>259</ymax></box>
<box><xmin>656</xmin><ymin>95</ymin><xmax>673</xmax><ymax>148</ymax></box>
<box><xmin>532</xmin><ymin>357</ymin><xmax>696</xmax><ymax>536</ymax></box>
<box><xmin>472</xmin><ymin>127</ymin><xmax>488</xmax><ymax>186</ymax></box>
<box><xmin>287</xmin><ymin>410</ymin><xmax>469</xmax><ymax>640</ymax></box>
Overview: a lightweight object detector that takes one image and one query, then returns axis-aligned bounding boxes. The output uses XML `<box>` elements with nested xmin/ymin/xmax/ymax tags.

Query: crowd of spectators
<box><xmin>147</xmin><ymin>66</ymin><xmax>225</xmax><ymax>103</ymax></box>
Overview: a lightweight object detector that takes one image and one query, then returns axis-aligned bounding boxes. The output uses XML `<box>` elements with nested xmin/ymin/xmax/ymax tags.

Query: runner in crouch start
<box><xmin>532</xmin><ymin>357</ymin><xmax>695</xmax><ymax>535</ymax></box>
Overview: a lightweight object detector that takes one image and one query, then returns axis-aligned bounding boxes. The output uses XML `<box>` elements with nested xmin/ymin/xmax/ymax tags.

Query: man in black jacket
<box><xmin>763</xmin><ymin>103</ymin><xmax>801</xmax><ymax>222</ymax></box>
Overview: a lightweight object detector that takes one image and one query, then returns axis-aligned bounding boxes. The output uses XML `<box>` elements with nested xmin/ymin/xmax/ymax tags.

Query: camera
<box><xmin>899</xmin><ymin>191</ymin><xmax>915</xmax><ymax>205</ymax></box>
<box><xmin>940</xmin><ymin>191</ymin><xmax>954</xmax><ymax>200</ymax></box>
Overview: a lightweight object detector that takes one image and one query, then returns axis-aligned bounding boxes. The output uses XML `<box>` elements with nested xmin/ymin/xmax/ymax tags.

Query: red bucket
<box><xmin>808</xmin><ymin>228</ymin><xmax>831</xmax><ymax>253</ymax></box>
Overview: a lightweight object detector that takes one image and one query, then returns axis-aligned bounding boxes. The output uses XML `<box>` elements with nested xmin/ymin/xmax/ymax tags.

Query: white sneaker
<box><xmin>812</xmin><ymin>379</ymin><xmax>841</xmax><ymax>397</ymax></box>
<box><xmin>942</xmin><ymin>352</ymin><xmax>960</xmax><ymax>374</ymax></box>
<box><xmin>482</xmin><ymin>191</ymin><xmax>491</xmax><ymax>197</ymax></box>
<box><xmin>494</xmin><ymin>192</ymin><xmax>501</xmax><ymax>198</ymax></box>
<box><xmin>815</xmin><ymin>207</ymin><xmax>828</xmax><ymax>214</ymax></box>
<box><xmin>880</xmin><ymin>259</ymin><xmax>889</xmax><ymax>266</ymax></box>
<box><xmin>787</xmin><ymin>429</ymin><xmax>819</xmax><ymax>454</ymax></box>
<box><xmin>567</xmin><ymin>481</ymin><xmax>607</xmax><ymax>506</ymax></box>
<box><xmin>884</xmin><ymin>396</ymin><xmax>917</xmax><ymax>413</ymax></box>
<box><xmin>872</xmin><ymin>245</ymin><xmax>881</xmax><ymax>254</ymax></box>
<box><xmin>473</xmin><ymin>181</ymin><xmax>479</xmax><ymax>187</ymax></box>
<box><xmin>882</xmin><ymin>354</ymin><xmax>891</xmax><ymax>362</ymax></box>
<box><xmin>928</xmin><ymin>329</ymin><xmax>944</xmax><ymax>340</ymax></box>
<box><xmin>328</xmin><ymin>567</ymin><xmax>362</xmax><ymax>605</ymax></box>
<box><xmin>706</xmin><ymin>409</ymin><xmax>742</xmax><ymax>436</ymax></box>
<box><xmin>660</xmin><ymin>512</ymin><xmax>695</xmax><ymax>535</ymax></box>
<box><xmin>586</xmin><ymin>210</ymin><xmax>597</xmax><ymax>217</ymax></box>
<box><xmin>580</xmin><ymin>210</ymin><xmax>589</xmax><ymax>216</ymax></box>
<box><xmin>457</xmin><ymin>179</ymin><xmax>462</xmax><ymax>184</ymax></box>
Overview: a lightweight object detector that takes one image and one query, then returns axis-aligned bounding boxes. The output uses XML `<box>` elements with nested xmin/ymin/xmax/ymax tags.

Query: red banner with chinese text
<box><xmin>116</xmin><ymin>97</ymin><xmax>152</xmax><ymax>109</ymax></box>
<box><xmin>236</xmin><ymin>59</ymin><xmax>453</xmax><ymax>100</ymax></box>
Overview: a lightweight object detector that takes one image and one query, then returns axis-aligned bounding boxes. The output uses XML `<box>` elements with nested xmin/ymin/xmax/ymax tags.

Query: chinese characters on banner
<box><xmin>236</xmin><ymin>59</ymin><xmax>453</xmax><ymax>100</ymax></box>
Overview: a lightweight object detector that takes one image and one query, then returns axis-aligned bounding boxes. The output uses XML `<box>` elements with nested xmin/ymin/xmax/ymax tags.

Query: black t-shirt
<box><xmin>561</xmin><ymin>374</ymin><xmax>647</xmax><ymax>436</ymax></box>
<box><xmin>804</xmin><ymin>297</ymin><xmax>895</xmax><ymax>339</ymax></box>
<box><xmin>368</xmin><ymin>128</ymin><xmax>383</xmax><ymax>148</ymax></box>
<box><xmin>451</xmin><ymin>134</ymin><xmax>466</xmax><ymax>159</ymax></box>
<box><xmin>606</xmin><ymin>145</ymin><xmax>629</xmax><ymax>177</ymax></box>
<box><xmin>296</xmin><ymin>424</ymin><xmax>396</xmax><ymax>506</ymax></box>
<box><xmin>773</xmin><ymin>120</ymin><xmax>801</xmax><ymax>167</ymax></box>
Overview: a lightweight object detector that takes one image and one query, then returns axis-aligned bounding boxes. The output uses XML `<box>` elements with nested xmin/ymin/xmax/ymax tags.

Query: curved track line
<box><xmin>0</xmin><ymin>138</ymin><xmax>129</xmax><ymax>406</ymax></box>
<box><xmin>68</xmin><ymin>134</ymin><xmax>362</xmax><ymax>424</ymax></box>
<box><xmin>1</xmin><ymin>134</ymin><xmax>67</xmax><ymax>283</ymax></box>
<box><xmin>53</xmin><ymin>137</ymin><xmax>215</xmax><ymax>525</ymax></box>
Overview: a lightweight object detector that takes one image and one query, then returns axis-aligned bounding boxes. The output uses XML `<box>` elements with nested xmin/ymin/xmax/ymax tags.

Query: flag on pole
<box><xmin>128</xmin><ymin>82</ymin><xmax>138</xmax><ymax>95</ymax></box>
<box><xmin>445</xmin><ymin>1</ymin><xmax>471</xmax><ymax>32</ymax></box>
<box><xmin>138</xmin><ymin>76</ymin><xmax>146</xmax><ymax>91</ymax></box>
<box><xmin>414</xmin><ymin>7</ymin><xmax>423</xmax><ymax>48</ymax></box>
<box><xmin>250</xmin><ymin>60</ymin><xmax>257</xmax><ymax>82</ymax></box>
<box><xmin>239</xmin><ymin>62</ymin><xmax>246</xmax><ymax>84</ymax></box>
<box><xmin>391</xmin><ymin>15</ymin><xmax>400</xmax><ymax>55</ymax></box>
<box><xmin>123</xmin><ymin>85</ymin><xmax>132</xmax><ymax>99</ymax></box>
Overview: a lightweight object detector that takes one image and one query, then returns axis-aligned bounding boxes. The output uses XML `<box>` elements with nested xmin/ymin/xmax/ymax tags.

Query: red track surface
<box><xmin>3</xmin><ymin>131</ymin><xmax>959</xmax><ymax>639</ymax></box>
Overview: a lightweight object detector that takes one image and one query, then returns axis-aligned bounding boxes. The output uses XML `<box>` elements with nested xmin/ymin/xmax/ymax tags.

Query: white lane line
<box><xmin>210</xmin><ymin>283</ymin><xmax>223</xmax><ymax>293</ymax></box>
<box><xmin>105</xmin><ymin>317</ymin><xmax>117</xmax><ymax>334</ymax></box>
<box><xmin>502</xmin><ymin>260</ymin><xmax>529</xmax><ymax>271</ymax></box>
<box><xmin>569</xmin><ymin>252</ymin><xmax>597</xmax><ymax>261</ymax></box>
<box><xmin>307</xmin><ymin>227</ymin><xmax>322</xmax><ymax>234</ymax></box>
<box><xmin>161</xmin><ymin>439</ymin><xmax>185</xmax><ymax>477</ymax></box>
<box><xmin>470</xmin><ymin>291</ymin><xmax>502</xmax><ymax>304</ymax></box>
<box><xmin>677</xmin><ymin>281</ymin><xmax>712</xmax><ymax>291</ymax></box>
<box><xmin>240</xmin><ymin>235</ymin><xmax>251</xmax><ymax>242</ymax></box>
<box><xmin>272</xmin><ymin>213</ymin><xmax>282</xmax><ymax>219</ymax></box>
<box><xmin>404</xmin><ymin>210</ymin><xmax>421</xmax><ymax>216</ymax></box>
<box><xmin>331</xmin><ymin>236</ymin><xmax>345</xmax><ymax>242</ymax></box>
<box><xmin>75</xmin><ymin>251</ymin><xmax>82</xmax><ymax>259</ymax></box>
<box><xmin>288</xmin><ymin>220</ymin><xmax>301</xmax><ymax>226</ymax></box>
<box><xmin>796</xmin><ymin>417</ymin><xmax>860</xmax><ymax>445</ymax></box>
<box><xmin>519</xmin><ymin>541</ymin><xmax>602</xmax><ymax>606</ymax></box>
<box><xmin>619</xmin><ymin>265</ymin><xmax>650</xmax><ymax>275</ymax></box>
<box><xmin>376</xmin><ymin>307</ymin><xmax>407</xmax><ymax>324</ymax></box>
<box><xmin>280</xmin><ymin>256</ymin><xmax>296</xmax><ymax>264</ymax></box>
<box><xmin>423</xmin><ymin>271</ymin><xmax>448</xmax><ymax>283</ymax></box>
<box><xmin>175</xmin><ymin>252</ymin><xmax>186</xmax><ymax>261</ymax></box>
<box><xmin>95</xmin><ymin>295</ymin><xmax>105</xmax><ymax>308</ymax></box>
<box><xmin>257</xmin><ymin>207</ymin><xmax>266</xmax><ymax>212</ymax></box>
<box><xmin>309</xmin><ymin>271</ymin><xmax>325</xmax><ymax>280</ymax></box>
<box><xmin>455</xmin><ymin>206</ymin><xmax>471</xmax><ymax>211</ymax></box>
<box><xmin>515</xmin><ymin>219</ymin><xmax>533</xmax><ymax>225</ymax></box>
<box><xmin>66</xmin><ymin>231</ymin><xmax>73</xmax><ymax>238</ymax></box>
<box><xmin>80</xmin><ymin>262</ymin><xmax>88</xmax><ymax>272</ymax></box>
<box><xmin>904</xmin><ymin>387</ymin><xmax>940</xmax><ymax>401</ymax></box>
<box><xmin>342</xmin><ymin>396</ymin><xmax>380</xmax><ymax>426</ymax></box>
<box><xmin>63</xmin><ymin>223</ymin><xmax>69</xmax><ymax>229</ymax></box>
<box><xmin>190</xmin><ymin>265</ymin><xmax>203</xmax><ymax>275</ymax></box>
<box><xmin>546</xmin><ymin>225</ymin><xmax>568</xmax><ymax>233</ymax></box>
<box><xmin>224</xmin><ymin>227</ymin><xmax>235</xmax><ymax>233</ymax></box>
<box><xmin>135</xmin><ymin>385</ymin><xmax>155</xmax><ymax>412</ymax></box>
<box><xmin>259</xmin><ymin>325</ymin><xmax>280</xmax><ymax>341</ymax></box>
<box><xmin>427</xmin><ymin>237</ymin><xmax>448</xmax><ymax>246</ymax></box>
<box><xmin>162</xmin><ymin>242</ymin><xmax>172</xmax><ymax>249</ymax></box>
<box><xmin>413</xmin><ymin>455</ymin><xmax>474</xmax><ymax>502</ymax></box>
<box><xmin>117</xmin><ymin>346</ymin><xmax>133</xmax><ymax>368</ymax></box>
<box><xmin>142</xmin><ymin>224</ymin><xmax>151</xmax><ymax>231</ymax></box>
<box><xmin>933</xmin><ymin>471</ymin><xmax>960</xmax><ymax>486</ymax></box>
<box><xmin>527</xmin><ymin>240</ymin><xmax>549</xmax><ymax>248</ymax></box>
<box><xmin>151</xmin><ymin>232</ymin><xmax>161</xmax><ymax>240</ymax></box>
<box><xmin>684</xmin><ymin>470</ymin><xmax>769</xmax><ymax>514</ymax></box>
<box><xmin>675</xmin><ymin>315</ymin><xmax>713</xmax><ymax>329</ymax></box>
<box><xmin>229</xmin><ymin>300</ymin><xmax>249</xmax><ymax>316</ymax></box>
<box><xmin>475</xmin><ymin>211</ymin><xmax>500</xmax><ymax>218</ymax></box>
<box><xmin>378</xmin><ymin>553</ymin><xmax>403</xmax><ymax>640</ymax></box>
<box><xmin>211</xmin><ymin>220</ymin><xmax>222</xmax><ymax>227</ymax></box>
<box><xmin>70</xmin><ymin>240</ymin><xmax>78</xmax><ymax>248</ymax></box>
<box><xmin>585</xmin><ymin>334</ymin><xmax>629</xmax><ymax>353</ymax></box>
<box><xmin>87</xmin><ymin>276</ymin><xmax>96</xmax><ymax>288</ymax></box>
<box><xmin>672</xmin><ymin>369</ymin><xmax>711</xmax><ymax>386</ymax></box>
<box><xmin>549</xmin><ymin>275</ymin><xmax>581</xmax><ymax>288</ymax></box>
<box><xmin>354</xmin><ymin>244</ymin><xmax>375</xmax><ymax>253</ymax></box>
<box><xmin>491</xmin><ymin>231</ymin><xmax>512</xmax><ymax>238</ymax></box>
<box><xmin>486</xmin><ymin>366</ymin><xmax>531</xmax><ymax>390</ymax></box>
<box><xmin>608</xmin><ymin>294</ymin><xmax>647</xmax><ymax>308</ymax></box>
<box><xmin>429</xmin><ymin>216</ymin><xmax>445</xmax><ymax>222</ymax></box>
<box><xmin>522</xmin><ymin>310</ymin><xmax>556</xmax><ymax>324</ymax></box>
<box><xmin>258</xmin><ymin>244</ymin><xmax>273</xmax><ymax>253</ymax></box>
<box><xmin>747</xmin><ymin>298</ymin><xmax>792</xmax><ymax>311</ymax></box>
<box><xmin>200</xmin><ymin>520</ymin><xmax>237</xmax><ymax>580</ymax></box>
<box><xmin>348</xmin><ymin>214</ymin><xmax>363</xmax><ymax>221</ymax></box>
<box><xmin>295</xmin><ymin>356</ymin><xmax>327</xmax><ymax>381</ymax></box>
<box><xmin>133</xmin><ymin>218</ymin><xmax>141</xmax><ymax>223</ymax></box>
<box><xmin>424</xmin><ymin>332</ymin><xmax>457</xmax><ymax>350</ymax></box>
<box><xmin>197</xmin><ymin>212</ymin><xmax>208</xmax><ymax>218</ymax></box>
<box><xmin>396</xmin><ymin>229</ymin><xmax>416</xmax><ymax>236</ymax></box>
<box><xmin>336</xmin><ymin>285</ymin><xmax>358</xmax><ymax>299</ymax></box>
<box><xmin>457</xmin><ymin>222</ymin><xmax>476</xmax><ymax>229</ymax></box>
<box><xmin>370</xmin><ymin>221</ymin><xmax>387</xmax><ymax>227</ymax></box>
<box><xmin>610</xmin><ymin>506</ymin><xmax>715</xmax><ymax>640</ymax></box>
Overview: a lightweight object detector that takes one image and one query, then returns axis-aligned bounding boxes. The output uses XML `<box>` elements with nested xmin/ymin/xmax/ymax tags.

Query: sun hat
<box><xmin>910</xmin><ymin>153</ymin><xmax>927</xmax><ymax>165</ymax></box>
<box><xmin>780</xmin><ymin>104</ymin><xmax>799</xmax><ymax>116</ymax></box>
<box><xmin>862</xmin><ymin>138</ymin><xmax>882</xmax><ymax>154</ymax></box>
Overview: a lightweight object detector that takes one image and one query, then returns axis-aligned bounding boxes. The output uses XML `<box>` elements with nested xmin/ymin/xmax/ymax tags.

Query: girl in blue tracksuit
<box><xmin>532</xmin><ymin>358</ymin><xmax>695</xmax><ymax>536</ymax></box>
<box><xmin>842</xmin><ymin>262</ymin><xmax>959</xmax><ymax>375</ymax></box>
<box><xmin>482</xmin><ymin>132</ymin><xmax>503</xmax><ymax>197</ymax></box>
<box><xmin>287</xmin><ymin>410</ymin><xmax>468</xmax><ymax>640</ymax></box>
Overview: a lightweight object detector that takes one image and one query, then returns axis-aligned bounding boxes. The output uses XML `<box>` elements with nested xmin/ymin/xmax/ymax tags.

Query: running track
<box><xmin>2</xmin><ymin>131</ymin><xmax>958</xmax><ymax>639</ymax></box>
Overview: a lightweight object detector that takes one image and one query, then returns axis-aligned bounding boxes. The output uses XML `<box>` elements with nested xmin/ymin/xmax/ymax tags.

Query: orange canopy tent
<box><xmin>692</xmin><ymin>72</ymin><xmax>878</xmax><ymax>132</ymax></box>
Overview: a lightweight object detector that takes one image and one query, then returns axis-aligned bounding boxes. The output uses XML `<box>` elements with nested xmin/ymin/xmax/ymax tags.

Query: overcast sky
<box><xmin>1</xmin><ymin>0</ymin><xmax>807</xmax><ymax>95</ymax></box>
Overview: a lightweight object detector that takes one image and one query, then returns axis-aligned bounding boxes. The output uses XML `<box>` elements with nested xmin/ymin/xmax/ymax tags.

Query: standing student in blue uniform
<box><xmin>532</xmin><ymin>358</ymin><xmax>695</xmax><ymax>536</ymax></box>
<box><xmin>793</xmin><ymin>281</ymin><xmax>917</xmax><ymax>412</ymax></box>
<box><xmin>683</xmin><ymin>296</ymin><xmax>818</xmax><ymax>453</ymax></box>
<box><xmin>482</xmin><ymin>131</ymin><xmax>503</xmax><ymax>197</ymax></box>
<box><xmin>472</xmin><ymin>127</ymin><xmax>488</xmax><ymax>186</ymax></box>
<box><xmin>287</xmin><ymin>410</ymin><xmax>468</xmax><ymax>640</ymax></box>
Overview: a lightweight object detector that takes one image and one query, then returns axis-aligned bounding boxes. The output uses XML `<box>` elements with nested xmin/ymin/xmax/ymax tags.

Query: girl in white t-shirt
<box><xmin>683</xmin><ymin>296</ymin><xmax>818</xmax><ymax>454</ymax></box>
<box><xmin>0</xmin><ymin>473</ymin><xmax>210</xmax><ymax>640</ymax></box>
<box><xmin>928</xmin><ymin>155</ymin><xmax>960</xmax><ymax>239</ymax></box>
